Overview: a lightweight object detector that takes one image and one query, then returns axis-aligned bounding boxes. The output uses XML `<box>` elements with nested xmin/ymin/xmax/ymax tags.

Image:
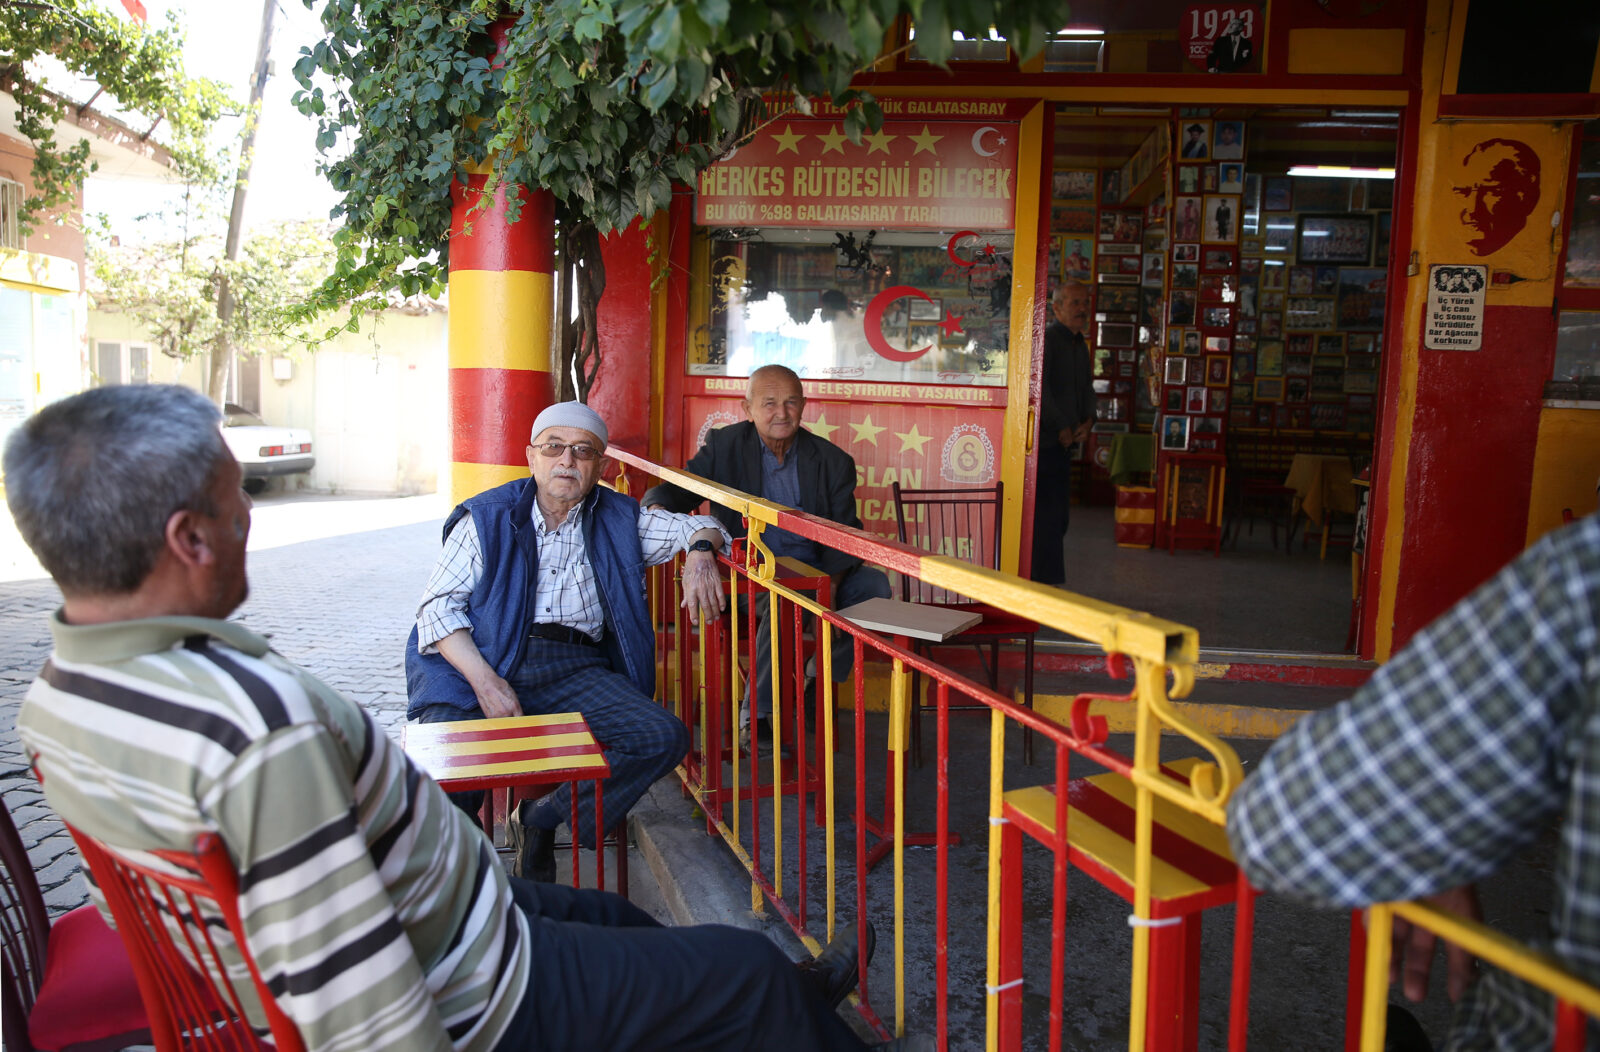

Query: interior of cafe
<box><xmin>1048</xmin><ymin>103</ymin><xmax>1399</xmax><ymax>657</ymax></box>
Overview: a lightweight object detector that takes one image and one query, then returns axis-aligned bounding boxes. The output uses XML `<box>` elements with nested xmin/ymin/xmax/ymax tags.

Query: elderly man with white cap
<box><xmin>407</xmin><ymin>401</ymin><xmax>729</xmax><ymax>882</ymax></box>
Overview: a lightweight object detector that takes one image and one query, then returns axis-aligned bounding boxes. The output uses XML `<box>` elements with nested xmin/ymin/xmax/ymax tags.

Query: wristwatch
<box><xmin>687</xmin><ymin>539</ymin><xmax>717</xmax><ymax>554</ymax></box>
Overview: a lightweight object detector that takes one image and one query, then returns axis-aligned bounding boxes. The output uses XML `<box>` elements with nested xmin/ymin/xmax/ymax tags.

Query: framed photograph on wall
<box><xmin>1205</xmin><ymin>355</ymin><xmax>1231</xmax><ymax>387</ymax></box>
<box><xmin>1264</xmin><ymin>176</ymin><xmax>1292</xmax><ymax>211</ymax></box>
<box><xmin>1165</xmin><ymin>387</ymin><xmax>1186</xmax><ymax>412</ymax></box>
<box><xmin>1285</xmin><ymin>297</ymin><xmax>1337</xmax><ymax>331</ymax></box>
<box><xmin>1254</xmin><ymin>377</ymin><xmax>1285</xmax><ymax>402</ymax></box>
<box><xmin>1212</xmin><ymin>120</ymin><xmax>1245</xmax><ymax>161</ymax></box>
<box><xmin>1164</xmin><ymin>357</ymin><xmax>1188</xmax><ymax>385</ymax></box>
<box><xmin>1337</xmin><ymin>267</ymin><xmax>1388</xmax><ymax>331</ymax></box>
<box><xmin>1201</xmin><ymin>247</ymin><xmax>1236</xmax><ymax>273</ymax></box>
<box><xmin>1297</xmin><ymin>213</ymin><xmax>1374</xmax><ymax>265</ymax></box>
<box><xmin>1098</xmin><ymin>320</ymin><xmax>1136</xmax><ymax>347</ymax></box>
<box><xmin>1186</xmin><ymin>386</ymin><xmax>1209</xmax><ymax>414</ymax></box>
<box><xmin>1160</xmin><ymin>414</ymin><xmax>1192</xmax><ymax>451</ymax></box>
<box><xmin>1202</xmin><ymin>195</ymin><xmax>1238</xmax><ymax>244</ymax></box>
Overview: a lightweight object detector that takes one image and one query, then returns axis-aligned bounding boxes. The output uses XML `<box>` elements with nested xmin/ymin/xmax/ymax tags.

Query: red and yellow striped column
<box><xmin>446</xmin><ymin>173</ymin><xmax>556</xmax><ymax>504</ymax></box>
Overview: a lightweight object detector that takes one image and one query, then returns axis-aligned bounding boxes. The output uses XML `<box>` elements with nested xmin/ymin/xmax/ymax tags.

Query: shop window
<box><xmin>129</xmin><ymin>345</ymin><xmax>149</xmax><ymax>384</ymax></box>
<box><xmin>1562</xmin><ymin>122</ymin><xmax>1600</xmax><ymax>292</ymax></box>
<box><xmin>1547</xmin><ymin>311</ymin><xmax>1600</xmax><ymax>403</ymax></box>
<box><xmin>0</xmin><ymin>179</ymin><xmax>21</xmax><ymax>251</ymax></box>
<box><xmin>696</xmin><ymin>230</ymin><xmax>1012</xmax><ymax>386</ymax></box>
<box><xmin>95</xmin><ymin>341</ymin><xmax>122</xmax><ymax>386</ymax></box>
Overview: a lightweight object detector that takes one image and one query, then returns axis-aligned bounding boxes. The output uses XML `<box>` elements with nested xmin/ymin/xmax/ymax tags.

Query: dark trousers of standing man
<box><xmin>1031</xmin><ymin>440</ymin><xmax>1074</xmax><ymax>586</ymax></box>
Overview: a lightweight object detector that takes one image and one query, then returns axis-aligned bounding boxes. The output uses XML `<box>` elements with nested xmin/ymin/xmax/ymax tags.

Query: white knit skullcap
<box><xmin>530</xmin><ymin>401</ymin><xmax>608</xmax><ymax>448</ymax></box>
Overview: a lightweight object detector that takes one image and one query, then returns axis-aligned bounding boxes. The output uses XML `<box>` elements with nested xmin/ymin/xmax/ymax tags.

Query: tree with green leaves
<box><xmin>292</xmin><ymin>0</ymin><xmax>1057</xmax><ymax>399</ymax></box>
<box><xmin>89</xmin><ymin>215</ymin><xmax>339</xmax><ymax>373</ymax></box>
<box><xmin>0</xmin><ymin>0</ymin><xmax>230</xmax><ymax>236</ymax></box>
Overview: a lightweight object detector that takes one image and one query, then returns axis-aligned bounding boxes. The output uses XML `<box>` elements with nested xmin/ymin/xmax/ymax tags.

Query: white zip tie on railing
<box><xmin>1127</xmin><ymin>914</ymin><xmax>1183</xmax><ymax>928</ymax></box>
<box><xmin>986</xmin><ymin>978</ymin><xmax>1025</xmax><ymax>994</ymax></box>
<box><xmin>989</xmin><ymin>816</ymin><xmax>1009</xmax><ymax>825</ymax></box>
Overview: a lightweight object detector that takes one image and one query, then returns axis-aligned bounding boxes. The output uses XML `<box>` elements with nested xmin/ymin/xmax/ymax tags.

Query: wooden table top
<box><xmin>402</xmin><ymin>713</ymin><xmax>610</xmax><ymax>791</ymax></box>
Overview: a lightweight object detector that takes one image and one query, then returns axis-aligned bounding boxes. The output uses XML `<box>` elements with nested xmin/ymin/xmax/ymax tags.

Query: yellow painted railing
<box><xmin>607</xmin><ymin>447</ymin><xmax>1597</xmax><ymax>1050</ymax></box>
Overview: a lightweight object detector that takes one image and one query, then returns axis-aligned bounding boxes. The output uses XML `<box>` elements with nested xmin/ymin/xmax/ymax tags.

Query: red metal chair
<box><xmin>64</xmin><ymin>823</ymin><xmax>307</xmax><ymax>1052</ymax></box>
<box><xmin>1</xmin><ymin>803</ymin><xmax>152</xmax><ymax>1052</ymax></box>
<box><xmin>890</xmin><ymin>482</ymin><xmax>1038</xmax><ymax>766</ymax></box>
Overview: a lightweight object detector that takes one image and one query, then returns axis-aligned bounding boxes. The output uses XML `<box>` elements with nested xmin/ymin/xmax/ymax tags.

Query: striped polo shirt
<box><xmin>19</xmin><ymin>613</ymin><xmax>526</xmax><ymax>1051</ymax></box>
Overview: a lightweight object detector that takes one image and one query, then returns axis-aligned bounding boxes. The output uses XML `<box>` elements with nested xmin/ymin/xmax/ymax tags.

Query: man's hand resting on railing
<box><xmin>1389</xmin><ymin>883</ymin><xmax>1482</xmax><ymax>1003</ymax></box>
<box><xmin>681</xmin><ymin>548</ymin><xmax>725</xmax><ymax>624</ymax></box>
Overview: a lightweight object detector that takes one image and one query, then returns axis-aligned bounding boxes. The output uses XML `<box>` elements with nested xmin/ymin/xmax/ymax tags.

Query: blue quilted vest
<box><xmin>405</xmin><ymin>478</ymin><xmax>655</xmax><ymax>718</ymax></box>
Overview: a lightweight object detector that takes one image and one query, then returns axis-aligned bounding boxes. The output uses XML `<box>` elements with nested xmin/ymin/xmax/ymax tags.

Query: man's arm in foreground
<box><xmin>214</xmin><ymin>722</ymin><xmax>459</xmax><ymax>1051</ymax></box>
<box><xmin>1228</xmin><ymin>522</ymin><xmax>1596</xmax><ymax>907</ymax></box>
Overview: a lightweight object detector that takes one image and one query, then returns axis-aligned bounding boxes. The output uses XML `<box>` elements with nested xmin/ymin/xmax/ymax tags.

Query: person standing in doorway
<box><xmin>1033</xmin><ymin>282</ymin><xmax>1095</xmax><ymax>585</ymax></box>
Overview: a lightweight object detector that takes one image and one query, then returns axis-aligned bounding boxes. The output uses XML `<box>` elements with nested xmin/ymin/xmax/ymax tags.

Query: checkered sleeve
<box><xmin>636</xmin><ymin>507</ymin><xmax>730</xmax><ymax>568</ymax></box>
<box><xmin>1226</xmin><ymin>517</ymin><xmax>1600</xmax><ymax>908</ymax></box>
<box><xmin>414</xmin><ymin>516</ymin><xmax>482</xmax><ymax>654</ymax></box>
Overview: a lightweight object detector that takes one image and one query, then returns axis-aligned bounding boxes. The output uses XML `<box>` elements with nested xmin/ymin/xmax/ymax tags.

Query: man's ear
<box><xmin>165</xmin><ymin>508</ymin><xmax>214</xmax><ymax>570</ymax></box>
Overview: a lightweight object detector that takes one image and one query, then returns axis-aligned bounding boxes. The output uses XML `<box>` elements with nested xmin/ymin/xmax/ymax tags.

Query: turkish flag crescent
<box><xmin>121</xmin><ymin>0</ymin><xmax>147</xmax><ymax>21</ymax></box>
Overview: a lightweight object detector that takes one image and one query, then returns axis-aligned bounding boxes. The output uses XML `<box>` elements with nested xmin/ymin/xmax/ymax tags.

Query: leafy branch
<box><xmin>0</xmin><ymin>0</ymin><xmax>232</xmax><ymax>235</ymax></box>
<box><xmin>293</xmin><ymin>0</ymin><xmax>1057</xmax><ymax>396</ymax></box>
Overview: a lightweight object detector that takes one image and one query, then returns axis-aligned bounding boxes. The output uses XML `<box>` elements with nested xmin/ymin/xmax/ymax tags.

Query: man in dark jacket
<box><xmin>407</xmin><ymin>401</ymin><xmax>729</xmax><ymax>881</ymax></box>
<box><xmin>642</xmin><ymin>365</ymin><xmax>891</xmax><ymax>747</ymax></box>
<box><xmin>1033</xmin><ymin>282</ymin><xmax>1095</xmax><ymax>585</ymax></box>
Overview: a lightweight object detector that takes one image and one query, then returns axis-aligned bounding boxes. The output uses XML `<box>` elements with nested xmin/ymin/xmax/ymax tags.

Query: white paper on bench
<box><xmin>835</xmin><ymin>597</ymin><xmax>983</xmax><ymax>642</ymax></box>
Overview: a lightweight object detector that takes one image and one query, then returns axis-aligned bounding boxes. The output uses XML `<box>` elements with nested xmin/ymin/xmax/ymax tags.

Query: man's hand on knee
<box><xmin>471</xmin><ymin>671</ymin><xmax>522</xmax><ymax>719</ymax></box>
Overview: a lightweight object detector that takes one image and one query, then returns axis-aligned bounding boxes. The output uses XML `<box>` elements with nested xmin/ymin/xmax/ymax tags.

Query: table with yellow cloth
<box><xmin>1283</xmin><ymin>453</ymin><xmax>1357</xmax><ymax>535</ymax></box>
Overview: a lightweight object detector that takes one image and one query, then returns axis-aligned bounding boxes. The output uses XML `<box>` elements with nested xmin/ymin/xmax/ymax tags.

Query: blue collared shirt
<box><xmin>760</xmin><ymin>441</ymin><xmax>820</xmax><ymax>563</ymax></box>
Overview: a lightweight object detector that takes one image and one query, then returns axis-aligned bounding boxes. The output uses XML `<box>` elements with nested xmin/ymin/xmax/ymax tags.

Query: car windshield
<box><xmin>223</xmin><ymin>403</ymin><xmax>266</xmax><ymax>428</ymax></box>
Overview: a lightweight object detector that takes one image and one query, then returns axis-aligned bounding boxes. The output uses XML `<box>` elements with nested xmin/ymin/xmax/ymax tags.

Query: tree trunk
<box><xmin>561</xmin><ymin>222</ymin><xmax>607</xmax><ymax>404</ymax></box>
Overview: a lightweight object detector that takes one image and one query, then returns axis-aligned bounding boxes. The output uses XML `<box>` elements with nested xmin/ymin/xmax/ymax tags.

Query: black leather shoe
<box><xmin>507</xmin><ymin>815</ymin><xmax>557</xmax><ymax>884</ymax></box>
<box><xmin>796</xmin><ymin>920</ymin><xmax>876</xmax><ymax>1009</ymax></box>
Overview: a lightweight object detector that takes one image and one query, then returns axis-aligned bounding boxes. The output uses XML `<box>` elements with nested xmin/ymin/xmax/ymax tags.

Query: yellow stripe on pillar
<box><xmin>448</xmin><ymin>270</ymin><xmax>554</xmax><ymax>372</ymax></box>
<box><xmin>449</xmin><ymin>461</ymin><xmax>530</xmax><ymax>503</ymax></box>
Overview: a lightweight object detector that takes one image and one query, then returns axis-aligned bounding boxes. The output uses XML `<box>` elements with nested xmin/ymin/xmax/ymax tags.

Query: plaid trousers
<box><xmin>418</xmin><ymin>637</ymin><xmax>688</xmax><ymax>849</ymax></box>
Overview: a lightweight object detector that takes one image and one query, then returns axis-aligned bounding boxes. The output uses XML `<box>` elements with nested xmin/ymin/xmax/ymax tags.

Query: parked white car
<box><xmin>222</xmin><ymin>403</ymin><xmax>314</xmax><ymax>494</ymax></box>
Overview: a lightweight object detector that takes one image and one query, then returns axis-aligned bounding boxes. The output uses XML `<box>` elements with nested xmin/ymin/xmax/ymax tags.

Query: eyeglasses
<box><xmin>533</xmin><ymin>440</ymin><xmax>602</xmax><ymax>461</ymax></box>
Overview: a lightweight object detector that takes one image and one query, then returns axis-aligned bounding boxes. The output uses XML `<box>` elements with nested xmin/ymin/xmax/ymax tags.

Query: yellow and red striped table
<box><xmin>402</xmin><ymin>713</ymin><xmax>622</xmax><ymax>892</ymax></box>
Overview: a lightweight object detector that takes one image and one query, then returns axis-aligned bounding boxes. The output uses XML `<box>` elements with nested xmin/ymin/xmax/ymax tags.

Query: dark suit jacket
<box><xmin>640</xmin><ymin>422</ymin><xmax>865</xmax><ymax>577</ymax></box>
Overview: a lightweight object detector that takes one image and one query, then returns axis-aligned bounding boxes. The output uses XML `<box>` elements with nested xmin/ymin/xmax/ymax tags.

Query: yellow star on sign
<box><xmin>850</xmin><ymin>415</ymin><xmax>886</xmax><ymax>446</ymax></box>
<box><xmin>805</xmin><ymin>413</ymin><xmax>839</xmax><ymax>443</ymax></box>
<box><xmin>863</xmin><ymin>129</ymin><xmax>897</xmax><ymax>155</ymax></box>
<box><xmin>772</xmin><ymin>125</ymin><xmax>804</xmax><ymax>154</ymax></box>
<box><xmin>895</xmin><ymin>425</ymin><xmax>931</xmax><ymax>456</ymax></box>
<box><xmin>816</xmin><ymin>125</ymin><xmax>848</xmax><ymax>155</ymax></box>
<box><xmin>909</xmin><ymin>125</ymin><xmax>944</xmax><ymax>155</ymax></box>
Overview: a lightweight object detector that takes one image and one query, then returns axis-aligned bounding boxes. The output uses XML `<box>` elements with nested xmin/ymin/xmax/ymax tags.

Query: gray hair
<box><xmin>3</xmin><ymin>385</ymin><xmax>227</xmax><ymax>595</ymax></box>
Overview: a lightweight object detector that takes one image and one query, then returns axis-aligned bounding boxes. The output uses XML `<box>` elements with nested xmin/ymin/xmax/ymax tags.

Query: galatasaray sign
<box><xmin>695</xmin><ymin>112</ymin><xmax>1021</xmax><ymax>231</ymax></box>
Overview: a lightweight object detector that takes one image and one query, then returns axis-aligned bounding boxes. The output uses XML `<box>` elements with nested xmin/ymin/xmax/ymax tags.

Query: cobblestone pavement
<box><xmin>0</xmin><ymin>492</ymin><xmax>451</xmax><ymax>914</ymax></box>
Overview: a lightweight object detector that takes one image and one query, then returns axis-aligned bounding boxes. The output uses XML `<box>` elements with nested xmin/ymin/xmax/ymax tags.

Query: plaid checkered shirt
<box><xmin>1227</xmin><ymin>513</ymin><xmax>1600</xmax><ymax>1050</ymax></box>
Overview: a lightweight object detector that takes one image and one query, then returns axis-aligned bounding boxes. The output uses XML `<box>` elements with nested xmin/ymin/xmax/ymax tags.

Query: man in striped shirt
<box><xmin>6</xmin><ymin>385</ymin><xmax>880</xmax><ymax>1051</ymax></box>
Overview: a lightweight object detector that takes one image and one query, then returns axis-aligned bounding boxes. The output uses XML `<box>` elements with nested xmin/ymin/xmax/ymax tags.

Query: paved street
<box><xmin>0</xmin><ymin>491</ymin><xmax>451</xmax><ymax>912</ymax></box>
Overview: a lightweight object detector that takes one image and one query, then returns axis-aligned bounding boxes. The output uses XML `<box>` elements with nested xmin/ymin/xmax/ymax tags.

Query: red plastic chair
<box><xmin>890</xmin><ymin>482</ymin><xmax>1039</xmax><ymax>766</ymax></box>
<box><xmin>1</xmin><ymin>802</ymin><xmax>151</xmax><ymax>1052</ymax></box>
<box><xmin>64</xmin><ymin>823</ymin><xmax>307</xmax><ymax>1052</ymax></box>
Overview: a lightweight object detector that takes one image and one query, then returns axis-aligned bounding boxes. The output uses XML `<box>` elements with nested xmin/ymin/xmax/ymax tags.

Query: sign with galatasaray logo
<box><xmin>694</xmin><ymin>99</ymin><xmax>1025</xmax><ymax>231</ymax></box>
